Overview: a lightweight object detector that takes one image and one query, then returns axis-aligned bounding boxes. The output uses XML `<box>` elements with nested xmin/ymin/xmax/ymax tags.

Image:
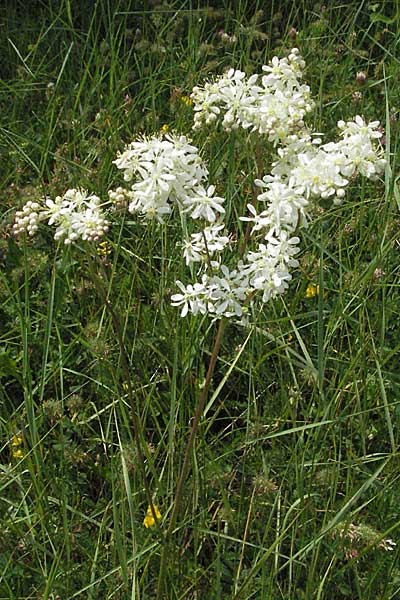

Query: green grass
<box><xmin>1</xmin><ymin>1</ymin><xmax>400</xmax><ymax>598</ymax></box>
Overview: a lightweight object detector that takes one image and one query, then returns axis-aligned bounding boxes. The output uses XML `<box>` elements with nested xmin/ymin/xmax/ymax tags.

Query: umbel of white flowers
<box><xmin>13</xmin><ymin>49</ymin><xmax>385</xmax><ymax>319</ymax></box>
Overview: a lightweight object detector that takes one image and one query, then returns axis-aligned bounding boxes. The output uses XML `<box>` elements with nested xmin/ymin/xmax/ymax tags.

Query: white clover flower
<box><xmin>183</xmin><ymin>185</ymin><xmax>225</xmax><ymax>222</ymax></box>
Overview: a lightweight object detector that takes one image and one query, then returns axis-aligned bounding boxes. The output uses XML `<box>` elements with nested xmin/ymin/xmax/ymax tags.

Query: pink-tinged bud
<box><xmin>355</xmin><ymin>71</ymin><xmax>367</xmax><ymax>85</ymax></box>
<box><xmin>288</xmin><ymin>27</ymin><xmax>297</xmax><ymax>39</ymax></box>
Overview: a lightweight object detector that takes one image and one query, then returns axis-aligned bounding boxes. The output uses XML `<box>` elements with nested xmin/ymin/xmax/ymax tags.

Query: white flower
<box><xmin>182</xmin><ymin>223</ymin><xmax>231</xmax><ymax>265</ymax></box>
<box><xmin>288</xmin><ymin>149</ymin><xmax>349</xmax><ymax>199</ymax></box>
<box><xmin>113</xmin><ymin>133</ymin><xmax>211</xmax><ymax>222</ymax></box>
<box><xmin>70</xmin><ymin>207</ymin><xmax>109</xmax><ymax>242</ymax></box>
<box><xmin>265</xmin><ymin>230</ymin><xmax>300</xmax><ymax>267</ymax></box>
<box><xmin>255</xmin><ymin>180</ymin><xmax>309</xmax><ymax>233</ymax></box>
<box><xmin>240</xmin><ymin>244</ymin><xmax>292</xmax><ymax>302</ymax></box>
<box><xmin>171</xmin><ymin>279</ymin><xmax>208</xmax><ymax>317</ymax></box>
<box><xmin>40</xmin><ymin>189</ymin><xmax>109</xmax><ymax>244</ymax></box>
<box><xmin>190</xmin><ymin>48</ymin><xmax>313</xmax><ymax>140</ymax></box>
<box><xmin>206</xmin><ymin>265</ymin><xmax>248</xmax><ymax>317</ymax></box>
<box><xmin>338</xmin><ymin>115</ymin><xmax>382</xmax><ymax>141</ymax></box>
<box><xmin>183</xmin><ymin>185</ymin><xmax>225</xmax><ymax>222</ymax></box>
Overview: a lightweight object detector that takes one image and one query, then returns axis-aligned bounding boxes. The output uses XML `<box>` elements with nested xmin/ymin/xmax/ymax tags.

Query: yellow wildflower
<box><xmin>96</xmin><ymin>240</ymin><xmax>111</xmax><ymax>256</ymax></box>
<box><xmin>180</xmin><ymin>95</ymin><xmax>193</xmax><ymax>106</ymax></box>
<box><xmin>12</xmin><ymin>448</ymin><xmax>24</xmax><ymax>460</ymax></box>
<box><xmin>11</xmin><ymin>434</ymin><xmax>23</xmax><ymax>447</ymax></box>
<box><xmin>305</xmin><ymin>283</ymin><xmax>320</xmax><ymax>298</ymax></box>
<box><xmin>143</xmin><ymin>504</ymin><xmax>161</xmax><ymax>528</ymax></box>
<box><xmin>161</xmin><ymin>123</ymin><xmax>169</xmax><ymax>133</ymax></box>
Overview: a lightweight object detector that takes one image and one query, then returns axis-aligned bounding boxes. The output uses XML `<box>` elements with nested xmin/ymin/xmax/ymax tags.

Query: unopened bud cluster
<box><xmin>13</xmin><ymin>201</ymin><xmax>41</xmax><ymax>236</ymax></box>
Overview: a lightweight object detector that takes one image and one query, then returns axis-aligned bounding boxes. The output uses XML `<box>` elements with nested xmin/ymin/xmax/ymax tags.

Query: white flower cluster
<box><xmin>13</xmin><ymin>201</ymin><xmax>41</xmax><ymax>237</ymax></box>
<box><xmin>111</xmin><ymin>133</ymin><xmax>224</xmax><ymax>223</ymax></box>
<box><xmin>191</xmin><ymin>48</ymin><xmax>314</xmax><ymax>144</ymax></box>
<box><xmin>271</xmin><ymin>116</ymin><xmax>386</xmax><ymax>204</ymax></box>
<box><xmin>110</xmin><ymin>132</ymin><xmax>232</xmax><ymax>292</ymax></box>
<box><xmin>13</xmin><ymin>189</ymin><xmax>109</xmax><ymax>244</ymax></box>
<box><xmin>172</xmin><ymin>266</ymin><xmax>248</xmax><ymax>318</ymax></box>
<box><xmin>182</xmin><ymin>224</ymin><xmax>231</xmax><ymax>266</ymax></box>
<box><xmin>12</xmin><ymin>48</ymin><xmax>385</xmax><ymax>320</ymax></box>
<box><xmin>171</xmin><ymin>49</ymin><xmax>385</xmax><ymax>320</ymax></box>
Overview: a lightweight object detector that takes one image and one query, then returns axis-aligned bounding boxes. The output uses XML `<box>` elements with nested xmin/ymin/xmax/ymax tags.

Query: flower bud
<box><xmin>355</xmin><ymin>71</ymin><xmax>367</xmax><ymax>85</ymax></box>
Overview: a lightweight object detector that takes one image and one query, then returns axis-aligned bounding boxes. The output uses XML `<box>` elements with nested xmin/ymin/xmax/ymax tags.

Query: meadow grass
<box><xmin>1</xmin><ymin>1</ymin><xmax>400</xmax><ymax>598</ymax></box>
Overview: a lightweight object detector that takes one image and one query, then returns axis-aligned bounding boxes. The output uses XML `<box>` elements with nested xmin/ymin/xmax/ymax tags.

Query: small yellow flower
<box><xmin>286</xmin><ymin>333</ymin><xmax>293</xmax><ymax>343</ymax></box>
<box><xmin>161</xmin><ymin>123</ymin><xmax>169</xmax><ymax>133</ymax></box>
<box><xmin>96</xmin><ymin>240</ymin><xmax>111</xmax><ymax>256</ymax></box>
<box><xmin>305</xmin><ymin>283</ymin><xmax>320</xmax><ymax>299</ymax></box>
<box><xmin>143</xmin><ymin>504</ymin><xmax>161</xmax><ymax>528</ymax></box>
<box><xmin>180</xmin><ymin>95</ymin><xmax>193</xmax><ymax>106</ymax></box>
<box><xmin>12</xmin><ymin>448</ymin><xmax>24</xmax><ymax>460</ymax></box>
<box><xmin>11</xmin><ymin>434</ymin><xmax>23</xmax><ymax>447</ymax></box>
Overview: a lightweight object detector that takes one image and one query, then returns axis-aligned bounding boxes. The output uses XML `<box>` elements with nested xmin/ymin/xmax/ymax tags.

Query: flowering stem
<box><xmin>156</xmin><ymin>317</ymin><xmax>227</xmax><ymax>598</ymax></box>
<box><xmin>87</xmin><ymin>254</ymin><xmax>160</xmax><ymax>529</ymax></box>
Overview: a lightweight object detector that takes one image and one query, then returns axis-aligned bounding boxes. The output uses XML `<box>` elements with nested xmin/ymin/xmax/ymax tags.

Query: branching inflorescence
<box><xmin>13</xmin><ymin>49</ymin><xmax>385</xmax><ymax>319</ymax></box>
